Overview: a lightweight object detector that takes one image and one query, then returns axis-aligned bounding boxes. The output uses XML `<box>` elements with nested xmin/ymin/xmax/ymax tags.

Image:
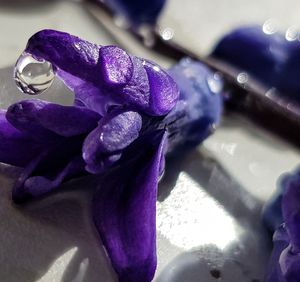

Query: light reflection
<box><xmin>157</xmin><ymin>172</ymin><xmax>240</xmax><ymax>250</ymax></box>
<box><xmin>236</xmin><ymin>72</ymin><xmax>248</xmax><ymax>84</ymax></box>
<box><xmin>262</xmin><ymin>19</ymin><xmax>278</xmax><ymax>35</ymax></box>
<box><xmin>285</xmin><ymin>26</ymin><xmax>299</xmax><ymax>41</ymax></box>
<box><xmin>160</xmin><ymin>27</ymin><xmax>174</xmax><ymax>41</ymax></box>
<box><xmin>37</xmin><ymin>247</ymin><xmax>78</xmax><ymax>282</ymax></box>
<box><xmin>206</xmin><ymin>72</ymin><xmax>223</xmax><ymax>94</ymax></box>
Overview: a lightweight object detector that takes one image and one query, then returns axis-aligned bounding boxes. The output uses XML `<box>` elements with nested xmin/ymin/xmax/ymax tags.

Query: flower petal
<box><xmin>265</xmin><ymin>225</ymin><xmax>289</xmax><ymax>282</ymax></box>
<box><xmin>99</xmin><ymin>45</ymin><xmax>133</xmax><ymax>86</ymax></box>
<box><xmin>164</xmin><ymin>59</ymin><xmax>223</xmax><ymax>149</ymax></box>
<box><xmin>25</xmin><ymin>29</ymin><xmax>101</xmax><ymax>86</ymax></box>
<box><xmin>143</xmin><ymin>60</ymin><xmax>179</xmax><ymax>115</ymax></box>
<box><xmin>7</xmin><ymin>99</ymin><xmax>100</xmax><ymax>139</ymax></box>
<box><xmin>282</xmin><ymin>174</ymin><xmax>300</xmax><ymax>253</ymax></box>
<box><xmin>83</xmin><ymin>109</ymin><xmax>142</xmax><ymax>173</ymax></box>
<box><xmin>12</xmin><ymin>136</ymin><xmax>87</xmax><ymax>204</ymax></box>
<box><xmin>92</xmin><ymin>130</ymin><xmax>167</xmax><ymax>282</ymax></box>
<box><xmin>0</xmin><ymin>110</ymin><xmax>45</xmax><ymax>167</ymax></box>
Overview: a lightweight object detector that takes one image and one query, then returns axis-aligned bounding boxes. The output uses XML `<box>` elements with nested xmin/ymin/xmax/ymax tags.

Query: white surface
<box><xmin>159</xmin><ymin>0</ymin><xmax>300</xmax><ymax>56</ymax></box>
<box><xmin>0</xmin><ymin>1</ymin><xmax>300</xmax><ymax>282</ymax></box>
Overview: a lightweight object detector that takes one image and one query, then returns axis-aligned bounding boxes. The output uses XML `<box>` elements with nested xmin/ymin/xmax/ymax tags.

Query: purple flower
<box><xmin>212</xmin><ymin>25</ymin><xmax>300</xmax><ymax>101</ymax></box>
<box><xmin>265</xmin><ymin>169</ymin><xmax>300</xmax><ymax>282</ymax></box>
<box><xmin>2</xmin><ymin>30</ymin><xmax>223</xmax><ymax>281</ymax></box>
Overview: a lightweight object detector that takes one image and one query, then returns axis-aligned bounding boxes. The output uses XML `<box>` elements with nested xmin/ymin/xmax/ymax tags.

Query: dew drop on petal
<box><xmin>207</xmin><ymin>72</ymin><xmax>223</xmax><ymax>94</ymax></box>
<box><xmin>14</xmin><ymin>53</ymin><xmax>54</xmax><ymax>95</ymax></box>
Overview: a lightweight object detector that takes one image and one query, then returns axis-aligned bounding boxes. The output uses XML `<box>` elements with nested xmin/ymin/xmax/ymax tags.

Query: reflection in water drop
<box><xmin>14</xmin><ymin>53</ymin><xmax>54</xmax><ymax>95</ymax></box>
<box><xmin>207</xmin><ymin>72</ymin><xmax>223</xmax><ymax>94</ymax></box>
<box><xmin>262</xmin><ymin>19</ymin><xmax>278</xmax><ymax>35</ymax></box>
<box><xmin>160</xmin><ymin>27</ymin><xmax>174</xmax><ymax>41</ymax></box>
<box><xmin>285</xmin><ymin>26</ymin><xmax>299</xmax><ymax>41</ymax></box>
<box><xmin>237</xmin><ymin>72</ymin><xmax>249</xmax><ymax>84</ymax></box>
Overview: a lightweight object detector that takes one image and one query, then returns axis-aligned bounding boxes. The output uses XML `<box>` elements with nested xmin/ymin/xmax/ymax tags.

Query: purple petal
<box><xmin>7</xmin><ymin>99</ymin><xmax>100</xmax><ymax>139</ymax></box>
<box><xmin>121</xmin><ymin>56</ymin><xmax>150</xmax><ymax>111</ymax></box>
<box><xmin>266</xmin><ymin>225</ymin><xmax>289</xmax><ymax>282</ymax></box>
<box><xmin>0</xmin><ymin>110</ymin><xmax>46</xmax><ymax>167</ymax></box>
<box><xmin>282</xmin><ymin>178</ymin><xmax>300</xmax><ymax>253</ymax></box>
<box><xmin>83</xmin><ymin>109</ymin><xmax>142</xmax><ymax>173</ymax></box>
<box><xmin>92</xmin><ymin>130</ymin><xmax>167</xmax><ymax>282</ymax></box>
<box><xmin>144</xmin><ymin>60</ymin><xmax>179</xmax><ymax>115</ymax></box>
<box><xmin>12</xmin><ymin>136</ymin><xmax>87</xmax><ymax>204</ymax></box>
<box><xmin>99</xmin><ymin>46</ymin><xmax>133</xmax><ymax>86</ymax></box>
<box><xmin>25</xmin><ymin>30</ymin><xmax>101</xmax><ymax>86</ymax></box>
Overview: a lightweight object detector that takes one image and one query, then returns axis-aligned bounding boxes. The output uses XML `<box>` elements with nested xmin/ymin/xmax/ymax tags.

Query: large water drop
<box><xmin>14</xmin><ymin>53</ymin><xmax>54</xmax><ymax>95</ymax></box>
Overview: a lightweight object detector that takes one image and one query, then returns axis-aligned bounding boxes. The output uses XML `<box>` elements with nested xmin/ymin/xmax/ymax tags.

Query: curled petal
<box><xmin>121</xmin><ymin>56</ymin><xmax>150</xmax><ymax>112</ymax></box>
<box><xmin>99</xmin><ymin>46</ymin><xmax>133</xmax><ymax>86</ymax></box>
<box><xmin>143</xmin><ymin>60</ymin><xmax>179</xmax><ymax>116</ymax></box>
<box><xmin>12</xmin><ymin>136</ymin><xmax>87</xmax><ymax>204</ymax></box>
<box><xmin>0</xmin><ymin>110</ymin><xmax>45</xmax><ymax>167</ymax></box>
<box><xmin>83</xmin><ymin>110</ymin><xmax>142</xmax><ymax>173</ymax></box>
<box><xmin>92</xmin><ymin>130</ymin><xmax>167</xmax><ymax>282</ymax></box>
<box><xmin>266</xmin><ymin>225</ymin><xmax>290</xmax><ymax>282</ymax></box>
<box><xmin>25</xmin><ymin>29</ymin><xmax>101</xmax><ymax>86</ymax></box>
<box><xmin>282</xmin><ymin>176</ymin><xmax>300</xmax><ymax>253</ymax></box>
<box><xmin>7</xmin><ymin>99</ymin><xmax>100</xmax><ymax>139</ymax></box>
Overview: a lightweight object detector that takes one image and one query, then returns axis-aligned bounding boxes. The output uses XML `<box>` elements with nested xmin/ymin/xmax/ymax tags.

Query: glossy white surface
<box><xmin>159</xmin><ymin>0</ymin><xmax>300</xmax><ymax>55</ymax></box>
<box><xmin>0</xmin><ymin>1</ymin><xmax>300</xmax><ymax>281</ymax></box>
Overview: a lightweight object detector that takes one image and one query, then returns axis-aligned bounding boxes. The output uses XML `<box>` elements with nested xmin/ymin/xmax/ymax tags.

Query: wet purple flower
<box><xmin>212</xmin><ymin>25</ymin><xmax>300</xmax><ymax>100</ymax></box>
<box><xmin>2</xmin><ymin>30</ymin><xmax>223</xmax><ymax>282</ymax></box>
<box><xmin>265</xmin><ymin>168</ymin><xmax>300</xmax><ymax>282</ymax></box>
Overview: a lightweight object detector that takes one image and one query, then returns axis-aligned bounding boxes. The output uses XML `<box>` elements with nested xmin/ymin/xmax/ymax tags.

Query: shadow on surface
<box><xmin>0</xmin><ymin>170</ymin><xmax>116</xmax><ymax>282</ymax></box>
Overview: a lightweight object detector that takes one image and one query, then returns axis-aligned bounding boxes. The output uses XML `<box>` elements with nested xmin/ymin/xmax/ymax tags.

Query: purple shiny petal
<box><xmin>56</xmin><ymin>69</ymin><xmax>118</xmax><ymax>116</ymax></box>
<box><xmin>0</xmin><ymin>110</ymin><xmax>46</xmax><ymax>167</ymax></box>
<box><xmin>99</xmin><ymin>46</ymin><xmax>133</xmax><ymax>86</ymax></box>
<box><xmin>25</xmin><ymin>30</ymin><xmax>101</xmax><ymax>86</ymax></box>
<box><xmin>266</xmin><ymin>168</ymin><xmax>300</xmax><ymax>281</ymax></box>
<box><xmin>280</xmin><ymin>244</ymin><xmax>300</xmax><ymax>281</ymax></box>
<box><xmin>282</xmin><ymin>176</ymin><xmax>300</xmax><ymax>253</ymax></box>
<box><xmin>121</xmin><ymin>56</ymin><xmax>150</xmax><ymax>111</ymax></box>
<box><xmin>143</xmin><ymin>60</ymin><xmax>179</xmax><ymax>116</ymax></box>
<box><xmin>12</xmin><ymin>136</ymin><xmax>87</xmax><ymax>204</ymax></box>
<box><xmin>92</xmin><ymin>130</ymin><xmax>167</xmax><ymax>282</ymax></box>
<box><xmin>7</xmin><ymin>99</ymin><xmax>100</xmax><ymax>138</ymax></box>
<box><xmin>266</xmin><ymin>225</ymin><xmax>289</xmax><ymax>282</ymax></box>
<box><xmin>83</xmin><ymin>109</ymin><xmax>142</xmax><ymax>173</ymax></box>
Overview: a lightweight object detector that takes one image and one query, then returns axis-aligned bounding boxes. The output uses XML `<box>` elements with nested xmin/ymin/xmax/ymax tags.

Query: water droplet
<box><xmin>285</xmin><ymin>26</ymin><xmax>299</xmax><ymax>41</ymax></box>
<box><xmin>14</xmin><ymin>53</ymin><xmax>54</xmax><ymax>95</ymax></box>
<box><xmin>160</xmin><ymin>27</ymin><xmax>174</xmax><ymax>41</ymax></box>
<box><xmin>262</xmin><ymin>19</ymin><xmax>278</xmax><ymax>35</ymax></box>
<box><xmin>237</xmin><ymin>72</ymin><xmax>249</xmax><ymax>84</ymax></box>
<box><xmin>207</xmin><ymin>72</ymin><xmax>223</xmax><ymax>94</ymax></box>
